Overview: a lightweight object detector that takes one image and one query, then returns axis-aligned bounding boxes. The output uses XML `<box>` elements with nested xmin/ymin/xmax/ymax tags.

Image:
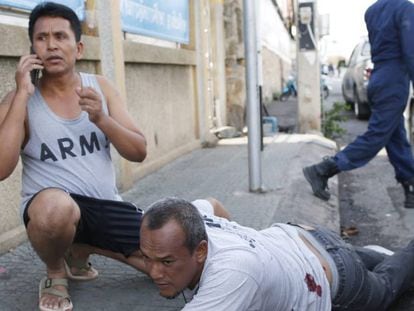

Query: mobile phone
<box><xmin>30</xmin><ymin>46</ymin><xmax>40</xmax><ymax>86</ymax></box>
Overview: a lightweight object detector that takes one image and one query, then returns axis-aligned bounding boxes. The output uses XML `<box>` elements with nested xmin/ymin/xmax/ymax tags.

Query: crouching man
<box><xmin>0</xmin><ymin>2</ymin><xmax>147</xmax><ymax>310</ymax></box>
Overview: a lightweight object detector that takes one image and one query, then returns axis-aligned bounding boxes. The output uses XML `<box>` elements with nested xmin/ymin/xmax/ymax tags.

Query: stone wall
<box><xmin>261</xmin><ymin>46</ymin><xmax>292</xmax><ymax>103</ymax></box>
<box><xmin>224</xmin><ymin>0</ymin><xmax>246</xmax><ymax>131</ymax></box>
<box><xmin>223</xmin><ymin>0</ymin><xmax>293</xmax><ymax>129</ymax></box>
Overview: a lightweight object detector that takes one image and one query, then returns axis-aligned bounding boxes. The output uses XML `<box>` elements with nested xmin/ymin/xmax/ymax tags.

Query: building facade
<box><xmin>0</xmin><ymin>0</ymin><xmax>294</xmax><ymax>252</ymax></box>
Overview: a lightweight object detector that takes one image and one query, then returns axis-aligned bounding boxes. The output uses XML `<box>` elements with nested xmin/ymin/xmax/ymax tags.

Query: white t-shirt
<box><xmin>182</xmin><ymin>200</ymin><xmax>331</xmax><ymax>311</ymax></box>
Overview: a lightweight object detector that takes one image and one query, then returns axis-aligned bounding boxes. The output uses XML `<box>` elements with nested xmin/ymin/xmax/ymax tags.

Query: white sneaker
<box><xmin>363</xmin><ymin>245</ymin><xmax>394</xmax><ymax>256</ymax></box>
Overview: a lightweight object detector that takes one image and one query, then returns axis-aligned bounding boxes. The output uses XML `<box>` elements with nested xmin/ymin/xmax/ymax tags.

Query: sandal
<box><xmin>39</xmin><ymin>277</ymin><xmax>73</xmax><ymax>311</ymax></box>
<box><xmin>64</xmin><ymin>251</ymin><xmax>99</xmax><ymax>281</ymax></box>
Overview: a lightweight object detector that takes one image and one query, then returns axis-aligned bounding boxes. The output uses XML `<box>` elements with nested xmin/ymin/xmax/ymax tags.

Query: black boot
<box><xmin>303</xmin><ymin>156</ymin><xmax>339</xmax><ymax>201</ymax></box>
<box><xmin>402</xmin><ymin>178</ymin><xmax>414</xmax><ymax>208</ymax></box>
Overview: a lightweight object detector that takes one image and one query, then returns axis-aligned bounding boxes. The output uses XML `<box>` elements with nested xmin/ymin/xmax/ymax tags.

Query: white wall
<box><xmin>259</xmin><ymin>0</ymin><xmax>292</xmax><ymax>65</ymax></box>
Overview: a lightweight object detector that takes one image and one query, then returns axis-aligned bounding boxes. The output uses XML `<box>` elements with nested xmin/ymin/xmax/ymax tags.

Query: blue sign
<box><xmin>0</xmin><ymin>0</ymin><xmax>85</xmax><ymax>20</ymax></box>
<box><xmin>121</xmin><ymin>0</ymin><xmax>189</xmax><ymax>44</ymax></box>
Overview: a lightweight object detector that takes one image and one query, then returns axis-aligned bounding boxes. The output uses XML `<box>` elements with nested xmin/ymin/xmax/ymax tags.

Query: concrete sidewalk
<box><xmin>0</xmin><ymin>133</ymin><xmax>339</xmax><ymax>311</ymax></box>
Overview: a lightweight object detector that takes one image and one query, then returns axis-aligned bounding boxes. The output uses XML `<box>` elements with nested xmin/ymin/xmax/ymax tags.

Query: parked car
<box><xmin>341</xmin><ymin>38</ymin><xmax>373</xmax><ymax>119</ymax></box>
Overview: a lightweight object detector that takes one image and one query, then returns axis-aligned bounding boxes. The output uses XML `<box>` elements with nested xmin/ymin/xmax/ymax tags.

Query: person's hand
<box><xmin>15</xmin><ymin>54</ymin><xmax>43</xmax><ymax>96</ymax></box>
<box><xmin>76</xmin><ymin>86</ymin><xmax>105</xmax><ymax>123</ymax></box>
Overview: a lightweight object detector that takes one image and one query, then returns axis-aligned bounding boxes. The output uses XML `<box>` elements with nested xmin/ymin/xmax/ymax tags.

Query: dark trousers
<box><xmin>334</xmin><ymin>66</ymin><xmax>414</xmax><ymax>182</ymax></box>
<box><xmin>309</xmin><ymin>227</ymin><xmax>414</xmax><ymax>311</ymax></box>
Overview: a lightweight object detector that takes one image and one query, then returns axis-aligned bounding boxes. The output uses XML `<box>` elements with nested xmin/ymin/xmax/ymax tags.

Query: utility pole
<box><xmin>296</xmin><ymin>0</ymin><xmax>321</xmax><ymax>133</ymax></box>
<box><xmin>95</xmin><ymin>0</ymin><xmax>132</xmax><ymax>190</ymax></box>
<box><xmin>255</xmin><ymin>0</ymin><xmax>265</xmax><ymax>152</ymax></box>
<box><xmin>243</xmin><ymin>0</ymin><xmax>263</xmax><ymax>192</ymax></box>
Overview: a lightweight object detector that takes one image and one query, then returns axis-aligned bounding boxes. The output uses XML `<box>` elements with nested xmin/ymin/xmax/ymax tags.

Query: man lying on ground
<box><xmin>140</xmin><ymin>197</ymin><xmax>414</xmax><ymax>311</ymax></box>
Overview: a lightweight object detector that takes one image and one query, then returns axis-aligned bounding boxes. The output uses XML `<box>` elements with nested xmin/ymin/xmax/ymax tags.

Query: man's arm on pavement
<box><xmin>205</xmin><ymin>197</ymin><xmax>231</xmax><ymax>220</ymax></box>
<box><xmin>0</xmin><ymin>90</ymin><xmax>28</xmax><ymax>180</ymax></box>
<box><xmin>192</xmin><ymin>198</ymin><xmax>231</xmax><ymax>220</ymax></box>
<box><xmin>94</xmin><ymin>75</ymin><xmax>147</xmax><ymax>162</ymax></box>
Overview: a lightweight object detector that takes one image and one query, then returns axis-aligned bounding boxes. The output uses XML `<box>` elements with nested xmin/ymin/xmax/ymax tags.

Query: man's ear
<box><xmin>195</xmin><ymin>240</ymin><xmax>208</xmax><ymax>264</ymax></box>
<box><xmin>76</xmin><ymin>41</ymin><xmax>84</xmax><ymax>60</ymax></box>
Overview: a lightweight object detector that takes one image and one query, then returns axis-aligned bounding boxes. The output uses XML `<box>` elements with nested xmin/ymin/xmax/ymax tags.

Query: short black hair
<box><xmin>28</xmin><ymin>2</ymin><xmax>81</xmax><ymax>43</ymax></box>
<box><xmin>142</xmin><ymin>198</ymin><xmax>208</xmax><ymax>254</ymax></box>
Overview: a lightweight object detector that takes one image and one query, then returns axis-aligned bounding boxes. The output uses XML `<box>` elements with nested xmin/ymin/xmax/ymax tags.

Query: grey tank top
<box><xmin>20</xmin><ymin>72</ymin><xmax>120</xmax><ymax>216</ymax></box>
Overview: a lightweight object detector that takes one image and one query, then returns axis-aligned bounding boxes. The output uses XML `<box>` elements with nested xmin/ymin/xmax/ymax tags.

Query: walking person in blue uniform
<box><xmin>303</xmin><ymin>0</ymin><xmax>414</xmax><ymax>208</ymax></box>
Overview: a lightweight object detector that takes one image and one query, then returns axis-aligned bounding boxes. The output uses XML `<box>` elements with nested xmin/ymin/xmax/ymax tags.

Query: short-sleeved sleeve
<box><xmin>191</xmin><ymin>199</ymin><xmax>214</xmax><ymax>216</ymax></box>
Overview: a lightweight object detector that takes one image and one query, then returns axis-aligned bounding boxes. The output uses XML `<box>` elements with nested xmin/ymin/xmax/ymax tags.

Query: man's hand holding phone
<box><xmin>15</xmin><ymin>51</ymin><xmax>43</xmax><ymax>96</ymax></box>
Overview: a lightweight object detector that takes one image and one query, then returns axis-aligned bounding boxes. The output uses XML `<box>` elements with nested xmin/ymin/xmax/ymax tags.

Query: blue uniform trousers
<box><xmin>334</xmin><ymin>64</ymin><xmax>414</xmax><ymax>182</ymax></box>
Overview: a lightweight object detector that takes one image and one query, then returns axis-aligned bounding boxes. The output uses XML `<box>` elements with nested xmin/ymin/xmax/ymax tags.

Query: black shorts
<box><xmin>23</xmin><ymin>191</ymin><xmax>143</xmax><ymax>257</ymax></box>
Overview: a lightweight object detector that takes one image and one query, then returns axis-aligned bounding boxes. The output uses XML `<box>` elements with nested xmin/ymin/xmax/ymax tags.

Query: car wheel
<box><xmin>353</xmin><ymin>86</ymin><xmax>370</xmax><ymax>120</ymax></box>
<box><xmin>341</xmin><ymin>84</ymin><xmax>354</xmax><ymax>107</ymax></box>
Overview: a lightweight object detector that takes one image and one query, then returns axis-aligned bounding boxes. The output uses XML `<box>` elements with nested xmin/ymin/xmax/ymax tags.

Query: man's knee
<box><xmin>27</xmin><ymin>188</ymin><xmax>80</xmax><ymax>234</ymax></box>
